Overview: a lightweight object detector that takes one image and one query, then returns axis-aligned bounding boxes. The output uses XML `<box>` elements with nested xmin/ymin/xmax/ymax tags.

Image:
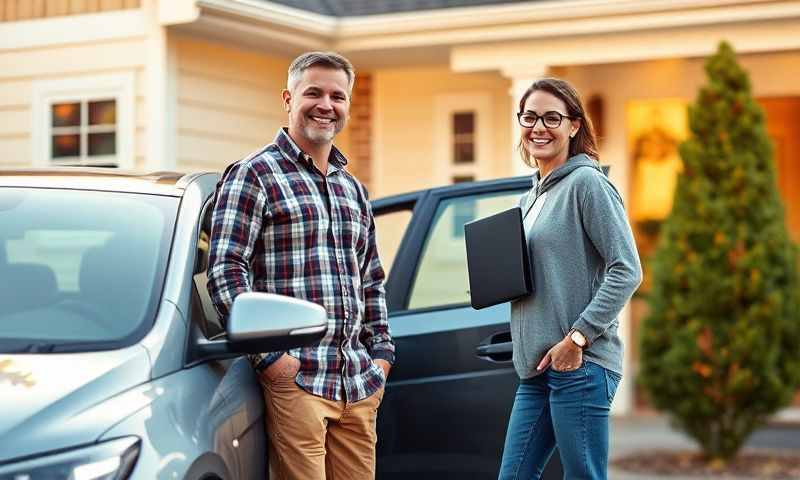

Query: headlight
<box><xmin>0</xmin><ymin>437</ymin><xmax>139</xmax><ymax>480</ymax></box>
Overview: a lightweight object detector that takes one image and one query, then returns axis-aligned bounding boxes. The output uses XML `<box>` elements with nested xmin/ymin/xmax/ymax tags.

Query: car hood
<box><xmin>0</xmin><ymin>345</ymin><xmax>151</xmax><ymax>462</ymax></box>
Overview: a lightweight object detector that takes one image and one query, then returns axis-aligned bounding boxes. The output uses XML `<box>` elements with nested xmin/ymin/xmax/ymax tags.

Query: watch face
<box><xmin>571</xmin><ymin>331</ymin><xmax>586</xmax><ymax>347</ymax></box>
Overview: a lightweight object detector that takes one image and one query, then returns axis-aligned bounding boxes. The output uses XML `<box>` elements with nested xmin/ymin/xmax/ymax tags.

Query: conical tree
<box><xmin>638</xmin><ymin>41</ymin><xmax>800</xmax><ymax>463</ymax></box>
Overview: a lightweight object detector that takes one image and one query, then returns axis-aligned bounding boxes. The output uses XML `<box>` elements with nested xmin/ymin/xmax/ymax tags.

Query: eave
<box><xmin>177</xmin><ymin>0</ymin><xmax>800</xmax><ymax>68</ymax></box>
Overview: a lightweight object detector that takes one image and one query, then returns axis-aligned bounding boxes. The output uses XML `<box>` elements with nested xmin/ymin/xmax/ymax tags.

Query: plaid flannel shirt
<box><xmin>207</xmin><ymin>128</ymin><xmax>394</xmax><ymax>402</ymax></box>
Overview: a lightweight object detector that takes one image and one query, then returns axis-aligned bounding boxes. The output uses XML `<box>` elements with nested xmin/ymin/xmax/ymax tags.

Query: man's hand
<box><xmin>374</xmin><ymin>359</ymin><xmax>391</xmax><ymax>380</ymax></box>
<box><xmin>261</xmin><ymin>353</ymin><xmax>301</xmax><ymax>382</ymax></box>
<box><xmin>536</xmin><ymin>335</ymin><xmax>583</xmax><ymax>372</ymax></box>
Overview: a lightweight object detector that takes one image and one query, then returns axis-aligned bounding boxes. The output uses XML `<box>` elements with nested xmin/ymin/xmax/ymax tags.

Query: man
<box><xmin>207</xmin><ymin>51</ymin><xmax>394</xmax><ymax>479</ymax></box>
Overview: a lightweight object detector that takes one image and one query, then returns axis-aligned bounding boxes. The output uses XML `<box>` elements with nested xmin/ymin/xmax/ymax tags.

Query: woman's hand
<box><xmin>537</xmin><ymin>335</ymin><xmax>583</xmax><ymax>372</ymax></box>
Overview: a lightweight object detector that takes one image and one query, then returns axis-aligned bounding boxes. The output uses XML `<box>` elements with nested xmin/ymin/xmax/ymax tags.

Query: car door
<box><xmin>187</xmin><ymin>192</ymin><xmax>267</xmax><ymax>479</ymax></box>
<box><xmin>373</xmin><ymin>178</ymin><xmax>562</xmax><ymax>480</ymax></box>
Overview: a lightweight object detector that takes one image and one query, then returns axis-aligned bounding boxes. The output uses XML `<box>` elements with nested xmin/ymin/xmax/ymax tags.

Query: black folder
<box><xmin>464</xmin><ymin>206</ymin><xmax>532</xmax><ymax>310</ymax></box>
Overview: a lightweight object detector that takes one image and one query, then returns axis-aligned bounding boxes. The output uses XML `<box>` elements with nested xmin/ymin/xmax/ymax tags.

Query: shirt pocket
<box><xmin>337</xmin><ymin>197</ymin><xmax>371</xmax><ymax>251</ymax></box>
<box><xmin>267</xmin><ymin>193</ymin><xmax>326</xmax><ymax>239</ymax></box>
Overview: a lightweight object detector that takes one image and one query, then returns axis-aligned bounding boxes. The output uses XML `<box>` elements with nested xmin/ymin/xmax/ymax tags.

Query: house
<box><xmin>2</xmin><ymin>0</ymin><xmax>799</xmax><ymax>416</ymax></box>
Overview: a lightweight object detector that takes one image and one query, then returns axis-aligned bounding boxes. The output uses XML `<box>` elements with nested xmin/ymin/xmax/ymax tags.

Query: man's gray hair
<box><xmin>287</xmin><ymin>51</ymin><xmax>355</xmax><ymax>93</ymax></box>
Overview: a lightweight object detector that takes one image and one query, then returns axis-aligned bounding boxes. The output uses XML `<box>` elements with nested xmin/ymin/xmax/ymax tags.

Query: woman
<box><xmin>498</xmin><ymin>78</ymin><xmax>642</xmax><ymax>480</ymax></box>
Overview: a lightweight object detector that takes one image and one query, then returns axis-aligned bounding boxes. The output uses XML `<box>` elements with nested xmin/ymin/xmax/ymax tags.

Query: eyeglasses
<box><xmin>517</xmin><ymin>110</ymin><xmax>576</xmax><ymax>129</ymax></box>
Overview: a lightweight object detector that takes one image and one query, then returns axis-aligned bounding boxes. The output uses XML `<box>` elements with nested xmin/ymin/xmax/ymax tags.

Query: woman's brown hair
<box><xmin>517</xmin><ymin>78</ymin><xmax>600</xmax><ymax>169</ymax></box>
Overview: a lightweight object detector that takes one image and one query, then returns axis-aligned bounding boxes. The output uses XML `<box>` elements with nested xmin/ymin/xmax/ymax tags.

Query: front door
<box><xmin>758</xmin><ymin>96</ymin><xmax>800</xmax><ymax>406</ymax></box>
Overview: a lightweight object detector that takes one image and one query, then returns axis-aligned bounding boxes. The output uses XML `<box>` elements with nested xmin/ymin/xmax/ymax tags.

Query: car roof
<box><xmin>0</xmin><ymin>168</ymin><xmax>218</xmax><ymax>197</ymax></box>
<box><xmin>374</xmin><ymin>175</ymin><xmax>533</xmax><ymax>203</ymax></box>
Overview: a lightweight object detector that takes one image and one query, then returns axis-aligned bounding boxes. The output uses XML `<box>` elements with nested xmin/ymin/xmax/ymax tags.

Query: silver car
<box><xmin>0</xmin><ymin>169</ymin><xmax>327</xmax><ymax>479</ymax></box>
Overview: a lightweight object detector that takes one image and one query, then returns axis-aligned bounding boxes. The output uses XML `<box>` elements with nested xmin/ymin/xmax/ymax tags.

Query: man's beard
<box><xmin>301</xmin><ymin>115</ymin><xmax>343</xmax><ymax>144</ymax></box>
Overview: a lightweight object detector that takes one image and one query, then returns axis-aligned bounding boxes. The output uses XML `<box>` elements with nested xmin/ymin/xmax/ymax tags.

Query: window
<box><xmin>0</xmin><ymin>188</ymin><xmax>178</xmax><ymax>346</ymax></box>
<box><xmin>452</xmin><ymin>112</ymin><xmax>475</xmax><ymax>165</ymax></box>
<box><xmin>374</xmin><ymin>208</ymin><xmax>413</xmax><ymax>275</ymax></box>
<box><xmin>407</xmin><ymin>190</ymin><xmax>525</xmax><ymax>310</ymax></box>
<box><xmin>451</xmin><ymin>175</ymin><xmax>475</xmax><ymax>238</ymax></box>
<box><xmin>33</xmin><ymin>74</ymin><xmax>134</xmax><ymax>168</ymax></box>
<box><xmin>433</xmin><ymin>93</ymin><xmax>492</xmax><ymax>186</ymax></box>
<box><xmin>191</xmin><ymin>197</ymin><xmax>225</xmax><ymax>340</ymax></box>
<box><xmin>50</xmin><ymin>99</ymin><xmax>118</xmax><ymax>166</ymax></box>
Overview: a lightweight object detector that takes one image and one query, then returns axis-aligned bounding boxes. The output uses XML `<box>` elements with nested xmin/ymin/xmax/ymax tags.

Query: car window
<box><xmin>0</xmin><ymin>188</ymin><xmax>178</xmax><ymax>352</ymax></box>
<box><xmin>407</xmin><ymin>190</ymin><xmax>526</xmax><ymax>310</ymax></box>
<box><xmin>374</xmin><ymin>208</ymin><xmax>413</xmax><ymax>275</ymax></box>
<box><xmin>191</xmin><ymin>197</ymin><xmax>225</xmax><ymax>339</ymax></box>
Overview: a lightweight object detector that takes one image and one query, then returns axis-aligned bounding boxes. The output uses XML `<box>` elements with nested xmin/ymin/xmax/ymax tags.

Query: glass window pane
<box><xmin>374</xmin><ymin>208</ymin><xmax>413</xmax><ymax>276</ymax></box>
<box><xmin>88</xmin><ymin>132</ymin><xmax>116</xmax><ymax>156</ymax></box>
<box><xmin>0</xmin><ymin>188</ymin><xmax>179</xmax><ymax>345</ymax></box>
<box><xmin>51</xmin><ymin>103</ymin><xmax>81</xmax><ymax>128</ymax></box>
<box><xmin>454</xmin><ymin>141</ymin><xmax>474</xmax><ymax>164</ymax></box>
<box><xmin>453</xmin><ymin>112</ymin><xmax>474</xmax><ymax>134</ymax></box>
<box><xmin>407</xmin><ymin>190</ymin><xmax>526</xmax><ymax>310</ymax></box>
<box><xmin>52</xmin><ymin>134</ymin><xmax>80</xmax><ymax>158</ymax></box>
<box><xmin>89</xmin><ymin>100</ymin><xmax>116</xmax><ymax>126</ymax></box>
<box><xmin>451</xmin><ymin>176</ymin><xmax>476</xmax><ymax>237</ymax></box>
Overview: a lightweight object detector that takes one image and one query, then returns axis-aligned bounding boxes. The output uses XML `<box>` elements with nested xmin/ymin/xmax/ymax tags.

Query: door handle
<box><xmin>476</xmin><ymin>330</ymin><xmax>513</xmax><ymax>362</ymax></box>
<box><xmin>476</xmin><ymin>342</ymin><xmax>512</xmax><ymax>356</ymax></box>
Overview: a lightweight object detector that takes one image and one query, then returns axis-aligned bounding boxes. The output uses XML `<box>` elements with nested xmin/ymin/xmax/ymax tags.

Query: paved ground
<box><xmin>608</xmin><ymin>415</ymin><xmax>800</xmax><ymax>479</ymax></box>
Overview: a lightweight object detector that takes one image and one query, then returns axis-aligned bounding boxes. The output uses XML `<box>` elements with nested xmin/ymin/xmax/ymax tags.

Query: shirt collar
<box><xmin>275</xmin><ymin>128</ymin><xmax>348</xmax><ymax>172</ymax></box>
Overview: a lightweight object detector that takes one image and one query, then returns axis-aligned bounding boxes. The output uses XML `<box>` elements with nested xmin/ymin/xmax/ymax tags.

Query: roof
<box><xmin>262</xmin><ymin>0</ymin><xmax>537</xmax><ymax>16</ymax></box>
<box><xmin>0</xmin><ymin>168</ymin><xmax>214</xmax><ymax>197</ymax></box>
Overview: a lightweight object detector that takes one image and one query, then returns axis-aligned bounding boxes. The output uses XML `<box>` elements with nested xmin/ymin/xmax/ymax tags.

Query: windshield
<box><xmin>0</xmin><ymin>187</ymin><xmax>178</xmax><ymax>353</ymax></box>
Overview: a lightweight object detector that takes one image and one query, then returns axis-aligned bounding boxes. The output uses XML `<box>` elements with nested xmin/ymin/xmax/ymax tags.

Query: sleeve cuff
<box><xmin>572</xmin><ymin>318</ymin><xmax>602</xmax><ymax>348</ymax></box>
<box><xmin>371</xmin><ymin>349</ymin><xmax>395</xmax><ymax>365</ymax></box>
<box><xmin>252</xmin><ymin>351</ymin><xmax>285</xmax><ymax>372</ymax></box>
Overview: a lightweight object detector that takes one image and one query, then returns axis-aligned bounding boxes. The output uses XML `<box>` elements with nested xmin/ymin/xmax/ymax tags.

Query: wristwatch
<box><xmin>569</xmin><ymin>329</ymin><xmax>587</xmax><ymax>349</ymax></box>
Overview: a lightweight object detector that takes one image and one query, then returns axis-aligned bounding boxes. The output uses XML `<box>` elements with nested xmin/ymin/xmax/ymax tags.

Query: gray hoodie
<box><xmin>511</xmin><ymin>154</ymin><xmax>642</xmax><ymax>378</ymax></box>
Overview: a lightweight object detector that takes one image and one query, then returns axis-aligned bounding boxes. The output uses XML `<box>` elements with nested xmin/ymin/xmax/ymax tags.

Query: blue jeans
<box><xmin>498</xmin><ymin>361</ymin><xmax>621</xmax><ymax>480</ymax></box>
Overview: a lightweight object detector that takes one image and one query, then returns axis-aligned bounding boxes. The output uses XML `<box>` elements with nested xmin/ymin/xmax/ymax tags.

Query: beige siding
<box><xmin>0</xmin><ymin>137</ymin><xmax>29</xmax><ymax>167</ymax></box>
<box><xmin>174</xmin><ymin>35</ymin><xmax>291</xmax><ymax>172</ymax></box>
<box><xmin>1</xmin><ymin>0</ymin><xmax>139</xmax><ymax>21</ymax></box>
<box><xmin>2</xmin><ymin>39</ymin><xmax>146</xmax><ymax>78</ymax></box>
<box><xmin>372</xmin><ymin>66</ymin><xmax>512</xmax><ymax>197</ymax></box>
<box><xmin>0</xmin><ymin>78</ymin><xmax>30</xmax><ymax>166</ymax></box>
<box><xmin>0</xmin><ymin>38</ymin><xmax>147</xmax><ymax>167</ymax></box>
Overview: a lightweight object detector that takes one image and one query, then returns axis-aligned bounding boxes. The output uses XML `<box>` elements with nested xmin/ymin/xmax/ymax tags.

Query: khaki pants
<box><xmin>260</xmin><ymin>373</ymin><xmax>384</xmax><ymax>480</ymax></box>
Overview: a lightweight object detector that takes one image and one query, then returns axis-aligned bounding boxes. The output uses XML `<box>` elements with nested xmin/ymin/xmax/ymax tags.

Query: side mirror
<box><xmin>190</xmin><ymin>292</ymin><xmax>327</xmax><ymax>363</ymax></box>
<box><xmin>227</xmin><ymin>292</ymin><xmax>327</xmax><ymax>352</ymax></box>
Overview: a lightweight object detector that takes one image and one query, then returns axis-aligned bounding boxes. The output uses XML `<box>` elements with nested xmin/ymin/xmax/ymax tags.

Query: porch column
<box><xmin>505</xmin><ymin>67</ymin><xmax>548</xmax><ymax>177</ymax></box>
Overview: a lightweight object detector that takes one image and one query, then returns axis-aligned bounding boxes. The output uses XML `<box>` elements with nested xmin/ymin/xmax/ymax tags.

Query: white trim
<box><xmin>0</xmin><ymin>10</ymin><xmax>147</xmax><ymax>51</ymax></box>
<box><xmin>145</xmin><ymin>26</ymin><xmax>165</xmax><ymax>171</ymax></box>
<box><xmin>338</xmin><ymin>0</ymin><xmax>768</xmax><ymax>33</ymax></box>
<box><xmin>452</xmin><ymin>15</ymin><xmax>800</xmax><ymax>73</ymax></box>
<box><xmin>158</xmin><ymin>0</ymin><xmax>201</xmax><ymax>25</ymax></box>
<box><xmin>181</xmin><ymin>12</ymin><xmax>328</xmax><ymax>54</ymax></box>
<box><xmin>339</xmin><ymin>1</ymin><xmax>800</xmax><ymax>52</ymax></box>
<box><xmin>31</xmin><ymin>73</ymin><xmax>135</xmax><ymax>169</ymax></box>
<box><xmin>190</xmin><ymin>0</ymin><xmax>800</xmax><ymax>54</ymax></box>
<box><xmin>197</xmin><ymin>0</ymin><xmax>335</xmax><ymax>36</ymax></box>
<box><xmin>433</xmin><ymin>93</ymin><xmax>492</xmax><ymax>186</ymax></box>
